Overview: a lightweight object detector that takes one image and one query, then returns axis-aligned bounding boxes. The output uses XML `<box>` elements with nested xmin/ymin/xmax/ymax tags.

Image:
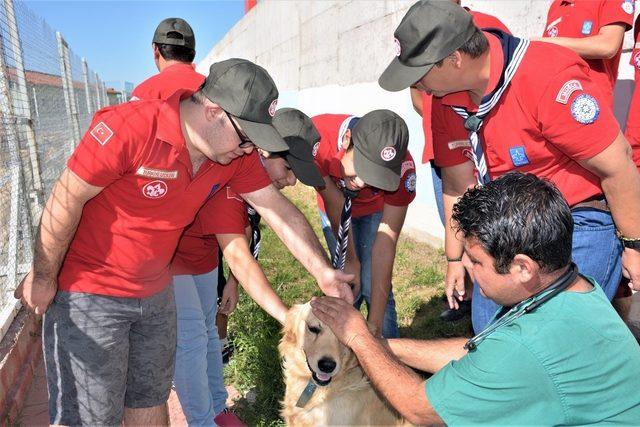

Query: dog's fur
<box><xmin>279</xmin><ymin>303</ymin><xmax>408</xmax><ymax>426</ymax></box>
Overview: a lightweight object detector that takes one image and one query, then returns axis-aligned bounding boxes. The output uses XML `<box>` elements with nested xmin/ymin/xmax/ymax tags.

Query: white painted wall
<box><xmin>198</xmin><ymin>0</ymin><xmax>638</xmax><ymax>246</ymax></box>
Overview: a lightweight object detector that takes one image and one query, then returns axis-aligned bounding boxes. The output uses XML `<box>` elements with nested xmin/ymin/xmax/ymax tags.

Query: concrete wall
<box><xmin>198</xmin><ymin>0</ymin><xmax>637</xmax><ymax>245</ymax></box>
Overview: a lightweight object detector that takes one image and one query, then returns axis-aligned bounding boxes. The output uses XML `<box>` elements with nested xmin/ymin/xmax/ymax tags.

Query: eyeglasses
<box><xmin>225</xmin><ymin>111</ymin><xmax>254</xmax><ymax>149</ymax></box>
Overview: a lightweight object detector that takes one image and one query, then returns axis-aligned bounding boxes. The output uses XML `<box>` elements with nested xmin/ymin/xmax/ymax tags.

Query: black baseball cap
<box><xmin>352</xmin><ymin>110</ymin><xmax>408</xmax><ymax>192</ymax></box>
<box><xmin>272</xmin><ymin>108</ymin><xmax>324</xmax><ymax>187</ymax></box>
<box><xmin>201</xmin><ymin>58</ymin><xmax>288</xmax><ymax>152</ymax></box>
<box><xmin>379</xmin><ymin>0</ymin><xmax>476</xmax><ymax>92</ymax></box>
<box><xmin>153</xmin><ymin>18</ymin><xmax>196</xmax><ymax>50</ymax></box>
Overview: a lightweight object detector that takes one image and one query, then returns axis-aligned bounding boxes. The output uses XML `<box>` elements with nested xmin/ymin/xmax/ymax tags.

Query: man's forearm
<box><xmin>34</xmin><ymin>174</ymin><xmax>87</xmax><ymax>279</ymax></box>
<box><xmin>369</xmin><ymin>237</ymin><xmax>395</xmax><ymax>329</ymax></box>
<box><xmin>351</xmin><ymin>333</ymin><xmax>443</xmax><ymax>425</ymax></box>
<box><xmin>252</xmin><ymin>190</ymin><xmax>331</xmax><ymax>279</ymax></box>
<box><xmin>601</xmin><ymin>161</ymin><xmax>640</xmax><ymax>237</ymax></box>
<box><xmin>387</xmin><ymin>337</ymin><xmax>468</xmax><ymax>373</ymax></box>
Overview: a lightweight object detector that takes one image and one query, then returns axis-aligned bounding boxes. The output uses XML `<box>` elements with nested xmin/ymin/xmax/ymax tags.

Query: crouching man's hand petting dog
<box><xmin>279</xmin><ymin>302</ymin><xmax>410</xmax><ymax>426</ymax></box>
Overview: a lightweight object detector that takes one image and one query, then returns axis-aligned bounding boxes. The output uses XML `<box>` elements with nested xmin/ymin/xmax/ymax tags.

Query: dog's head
<box><xmin>280</xmin><ymin>303</ymin><xmax>357</xmax><ymax>387</ymax></box>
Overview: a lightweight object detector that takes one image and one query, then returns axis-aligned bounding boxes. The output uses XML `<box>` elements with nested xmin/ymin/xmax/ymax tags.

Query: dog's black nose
<box><xmin>318</xmin><ymin>357</ymin><xmax>336</xmax><ymax>373</ymax></box>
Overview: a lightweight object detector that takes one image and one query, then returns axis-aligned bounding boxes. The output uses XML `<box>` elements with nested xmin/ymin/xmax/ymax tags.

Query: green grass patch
<box><xmin>225</xmin><ymin>185</ymin><xmax>471</xmax><ymax>425</ymax></box>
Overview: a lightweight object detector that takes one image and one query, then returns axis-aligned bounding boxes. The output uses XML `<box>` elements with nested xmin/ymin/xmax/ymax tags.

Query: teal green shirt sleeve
<box><xmin>425</xmin><ymin>331</ymin><xmax>566</xmax><ymax>426</ymax></box>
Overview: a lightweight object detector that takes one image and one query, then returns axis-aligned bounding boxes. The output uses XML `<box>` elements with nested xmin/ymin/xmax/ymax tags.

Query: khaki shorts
<box><xmin>43</xmin><ymin>285</ymin><xmax>176</xmax><ymax>426</ymax></box>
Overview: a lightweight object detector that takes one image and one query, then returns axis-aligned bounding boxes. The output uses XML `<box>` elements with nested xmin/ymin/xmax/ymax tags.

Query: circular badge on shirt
<box><xmin>142</xmin><ymin>180</ymin><xmax>168</xmax><ymax>199</ymax></box>
<box><xmin>380</xmin><ymin>146</ymin><xmax>397</xmax><ymax>161</ymax></box>
<box><xmin>547</xmin><ymin>26</ymin><xmax>558</xmax><ymax>38</ymax></box>
<box><xmin>571</xmin><ymin>94</ymin><xmax>600</xmax><ymax>124</ymax></box>
<box><xmin>404</xmin><ymin>172</ymin><xmax>417</xmax><ymax>193</ymax></box>
<box><xmin>634</xmin><ymin>51</ymin><xmax>640</xmax><ymax>69</ymax></box>
<box><xmin>394</xmin><ymin>38</ymin><xmax>402</xmax><ymax>57</ymax></box>
<box><xmin>622</xmin><ymin>0</ymin><xmax>634</xmax><ymax>15</ymax></box>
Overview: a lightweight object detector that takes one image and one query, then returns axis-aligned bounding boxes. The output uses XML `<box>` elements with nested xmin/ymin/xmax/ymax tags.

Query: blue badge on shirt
<box><xmin>404</xmin><ymin>172</ymin><xmax>417</xmax><ymax>193</ymax></box>
<box><xmin>509</xmin><ymin>146</ymin><xmax>530</xmax><ymax>167</ymax></box>
<box><xmin>581</xmin><ymin>20</ymin><xmax>593</xmax><ymax>35</ymax></box>
<box><xmin>571</xmin><ymin>94</ymin><xmax>600</xmax><ymax>124</ymax></box>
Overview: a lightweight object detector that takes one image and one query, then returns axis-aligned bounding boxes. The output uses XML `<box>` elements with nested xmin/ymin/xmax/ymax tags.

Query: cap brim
<box><xmin>353</xmin><ymin>149</ymin><xmax>400</xmax><ymax>192</ymax></box>
<box><xmin>378</xmin><ymin>57</ymin><xmax>434</xmax><ymax>92</ymax></box>
<box><xmin>235</xmin><ymin>117</ymin><xmax>289</xmax><ymax>152</ymax></box>
<box><xmin>286</xmin><ymin>155</ymin><xmax>324</xmax><ymax>187</ymax></box>
<box><xmin>281</xmin><ymin>136</ymin><xmax>324</xmax><ymax>187</ymax></box>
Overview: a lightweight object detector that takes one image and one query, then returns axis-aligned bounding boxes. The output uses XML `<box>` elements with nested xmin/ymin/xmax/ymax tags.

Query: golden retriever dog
<box><xmin>279</xmin><ymin>303</ymin><xmax>409</xmax><ymax>426</ymax></box>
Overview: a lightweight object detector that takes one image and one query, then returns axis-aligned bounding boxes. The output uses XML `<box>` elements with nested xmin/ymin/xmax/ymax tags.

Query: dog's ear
<box><xmin>281</xmin><ymin>304</ymin><xmax>302</xmax><ymax>346</ymax></box>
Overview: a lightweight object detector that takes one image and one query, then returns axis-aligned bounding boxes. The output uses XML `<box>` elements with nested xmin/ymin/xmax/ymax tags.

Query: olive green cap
<box><xmin>379</xmin><ymin>0</ymin><xmax>476</xmax><ymax>92</ymax></box>
<box><xmin>272</xmin><ymin>108</ymin><xmax>324</xmax><ymax>187</ymax></box>
<box><xmin>152</xmin><ymin>18</ymin><xmax>195</xmax><ymax>50</ymax></box>
<box><xmin>201</xmin><ymin>58</ymin><xmax>288</xmax><ymax>152</ymax></box>
<box><xmin>352</xmin><ymin>110</ymin><xmax>409</xmax><ymax>192</ymax></box>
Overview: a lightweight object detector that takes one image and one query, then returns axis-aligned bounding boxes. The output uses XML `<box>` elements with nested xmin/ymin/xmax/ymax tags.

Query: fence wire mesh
<box><xmin>0</xmin><ymin>0</ymin><xmax>120</xmax><ymax>319</ymax></box>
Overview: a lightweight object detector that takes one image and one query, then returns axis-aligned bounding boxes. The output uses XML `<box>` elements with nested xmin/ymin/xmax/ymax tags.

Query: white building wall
<box><xmin>198</xmin><ymin>0</ymin><xmax>637</xmax><ymax>246</ymax></box>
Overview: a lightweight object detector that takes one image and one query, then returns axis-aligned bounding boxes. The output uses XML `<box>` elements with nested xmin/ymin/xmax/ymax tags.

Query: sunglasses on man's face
<box><xmin>225</xmin><ymin>111</ymin><xmax>254</xmax><ymax>149</ymax></box>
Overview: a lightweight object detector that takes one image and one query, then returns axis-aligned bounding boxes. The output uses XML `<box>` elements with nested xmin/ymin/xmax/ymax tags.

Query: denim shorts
<box><xmin>43</xmin><ymin>285</ymin><xmax>176</xmax><ymax>426</ymax></box>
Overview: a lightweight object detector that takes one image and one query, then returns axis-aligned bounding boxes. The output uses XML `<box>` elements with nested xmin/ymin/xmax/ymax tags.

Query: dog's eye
<box><xmin>307</xmin><ymin>324</ymin><xmax>321</xmax><ymax>334</ymax></box>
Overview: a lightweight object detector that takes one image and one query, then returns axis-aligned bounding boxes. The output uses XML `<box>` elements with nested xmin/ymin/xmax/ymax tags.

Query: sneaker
<box><xmin>439</xmin><ymin>299</ymin><xmax>472</xmax><ymax>322</ymax></box>
<box><xmin>214</xmin><ymin>408</ymin><xmax>246</xmax><ymax>427</ymax></box>
<box><xmin>221</xmin><ymin>339</ymin><xmax>235</xmax><ymax>365</ymax></box>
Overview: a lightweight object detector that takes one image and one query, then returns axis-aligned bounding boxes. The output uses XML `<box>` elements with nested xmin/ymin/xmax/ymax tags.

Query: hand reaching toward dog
<box><xmin>318</xmin><ymin>268</ymin><xmax>356</xmax><ymax>304</ymax></box>
<box><xmin>311</xmin><ymin>296</ymin><xmax>371</xmax><ymax>348</ymax></box>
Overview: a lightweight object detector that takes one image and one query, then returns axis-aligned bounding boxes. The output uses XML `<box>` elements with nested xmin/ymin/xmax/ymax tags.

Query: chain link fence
<box><xmin>0</xmin><ymin>0</ymin><xmax>120</xmax><ymax>338</ymax></box>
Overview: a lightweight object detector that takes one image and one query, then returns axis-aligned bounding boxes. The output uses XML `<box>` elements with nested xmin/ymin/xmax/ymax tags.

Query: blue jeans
<box><xmin>430</xmin><ymin>161</ymin><xmax>445</xmax><ymax>225</ymax></box>
<box><xmin>173</xmin><ymin>269</ymin><xmax>226</xmax><ymax>426</ymax></box>
<box><xmin>320</xmin><ymin>210</ymin><xmax>400</xmax><ymax>338</ymax></box>
<box><xmin>471</xmin><ymin>208</ymin><xmax>623</xmax><ymax>333</ymax></box>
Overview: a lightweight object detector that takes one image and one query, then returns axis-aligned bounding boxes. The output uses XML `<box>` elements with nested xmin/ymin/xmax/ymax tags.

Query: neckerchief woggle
<box><xmin>451</xmin><ymin>30</ymin><xmax>529</xmax><ymax>185</ymax></box>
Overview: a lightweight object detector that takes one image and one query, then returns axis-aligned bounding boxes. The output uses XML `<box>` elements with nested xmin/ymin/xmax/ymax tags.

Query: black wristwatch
<box><xmin>617</xmin><ymin>230</ymin><xmax>640</xmax><ymax>249</ymax></box>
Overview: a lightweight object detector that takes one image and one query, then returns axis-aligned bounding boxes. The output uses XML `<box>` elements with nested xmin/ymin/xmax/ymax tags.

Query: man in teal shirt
<box><xmin>312</xmin><ymin>172</ymin><xmax>640</xmax><ymax>425</ymax></box>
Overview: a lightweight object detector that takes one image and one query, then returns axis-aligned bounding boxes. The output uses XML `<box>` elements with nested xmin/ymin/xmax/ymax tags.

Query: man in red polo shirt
<box><xmin>131</xmin><ymin>18</ymin><xmax>204</xmax><ymax>101</ymax></box>
<box><xmin>312</xmin><ymin>110</ymin><xmax>416</xmax><ymax>338</ymax></box>
<box><xmin>16</xmin><ymin>59</ymin><xmax>352</xmax><ymax>426</ymax></box>
<box><xmin>536</xmin><ymin>0</ymin><xmax>634</xmax><ymax>107</ymax></box>
<box><xmin>379</xmin><ymin>0</ymin><xmax>640</xmax><ymax>333</ymax></box>
<box><xmin>626</xmin><ymin>13</ymin><xmax>640</xmax><ymax>166</ymax></box>
<box><xmin>410</xmin><ymin>0</ymin><xmax>511</xmax><ymax>322</ymax></box>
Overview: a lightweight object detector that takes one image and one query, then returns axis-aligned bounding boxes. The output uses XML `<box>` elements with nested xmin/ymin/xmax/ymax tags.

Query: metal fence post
<box><xmin>56</xmin><ymin>31</ymin><xmax>81</xmax><ymax>153</ymax></box>
<box><xmin>95</xmin><ymin>73</ymin><xmax>102</xmax><ymax>109</ymax></box>
<box><xmin>101</xmin><ymin>81</ymin><xmax>108</xmax><ymax>106</ymax></box>
<box><xmin>5</xmin><ymin>0</ymin><xmax>43</xmax><ymax>223</ymax></box>
<box><xmin>81</xmin><ymin>57</ymin><xmax>93</xmax><ymax>114</ymax></box>
<box><xmin>0</xmin><ymin>31</ymin><xmax>31</xmax><ymax>316</ymax></box>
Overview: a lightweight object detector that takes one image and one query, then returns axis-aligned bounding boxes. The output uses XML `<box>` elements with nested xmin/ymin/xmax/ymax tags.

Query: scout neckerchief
<box><xmin>332</xmin><ymin>116</ymin><xmax>360</xmax><ymax>270</ymax></box>
<box><xmin>451</xmin><ymin>30</ymin><xmax>529</xmax><ymax>185</ymax></box>
<box><xmin>247</xmin><ymin>206</ymin><xmax>261</xmax><ymax>259</ymax></box>
<box><xmin>332</xmin><ymin>186</ymin><xmax>359</xmax><ymax>270</ymax></box>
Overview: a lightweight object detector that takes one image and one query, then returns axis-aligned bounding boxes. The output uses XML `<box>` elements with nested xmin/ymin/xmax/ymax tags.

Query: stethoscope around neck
<box><xmin>464</xmin><ymin>262</ymin><xmax>580</xmax><ymax>351</ymax></box>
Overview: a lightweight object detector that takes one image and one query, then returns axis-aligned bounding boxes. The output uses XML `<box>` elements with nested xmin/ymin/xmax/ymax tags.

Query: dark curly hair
<box><xmin>452</xmin><ymin>172</ymin><xmax>573</xmax><ymax>274</ymax></box>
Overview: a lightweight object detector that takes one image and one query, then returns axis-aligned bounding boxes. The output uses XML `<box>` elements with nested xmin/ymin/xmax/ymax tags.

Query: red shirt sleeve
<box><xmin>311</xmin><ymin>123</ymin><xmax>333</xmax><ymax>178</ymax></box>
<box><xmin>67</xmin><ymin>106</ymin><xmax>142</xmax><ymax>187</ymax></box>
<box><xmin>384</xmin><ymin>152</ymin><xmax>417</xmax><ymax>207</ymax></box>
<box><xmin>537</xmin><ymin>64</ymin><xmax>620</xmax><ymax>160</ymax></box>
<box><xmin>198</xmin><ymin>186</ymin><xmax>249</xmax><ymax>235</ymax></box>
<box><xmin>227</xmin><ymin>151</ymin><xmax>272</xmax><ymax>194</ymax></box>
<box><xmin>421</xmin><ymin>93</ymin><xmax>434</xmax><ymax>164</ymax></box>
<box><xmin>600</xmin><ymin>0</ymin><xmax>634</xmax><ymax>30</ymax></box>
<box><xmin>431</xmin><ymin>97</ymin><xmax>472</xmax><ymax>168</ymax></box>
<box><xmin>470</xmin><ymin>11</ymin><xmax>512</xmax><ymax>34</ymax></box>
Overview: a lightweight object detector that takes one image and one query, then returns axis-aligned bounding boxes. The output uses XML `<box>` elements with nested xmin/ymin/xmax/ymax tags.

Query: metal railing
<box><xmin>0</xmin><ymin>0</ymin><xmax>119</xmax><ymax>339</ymax></box>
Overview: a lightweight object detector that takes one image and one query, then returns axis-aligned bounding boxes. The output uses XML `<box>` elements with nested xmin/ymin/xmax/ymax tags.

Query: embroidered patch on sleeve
<box><xmin>90</xmin><ymin>121</ymin><xmax>114</xmax><ymax>146</ymax></box>
<box><xmin>556</xmin><ymin>80</ymin><xmax>583</xmax><ymax>104</ymax></box>
<box><xmin>571</xmin><ymin>94</ymin><xmax>600</xmax><ymax>124</ymax></box>
<box><xmin>404</xmin><ymin>172</ymin><xmax>417</xmax><ymax>193</ymax></box>
<box><xmin>622</xmin><ymin>0</ymin><xmax>634</xmax><ymax>15</ymax></box>
<box><xmin>448</xmin><ymin>139</ymin><xmax>471</xmax><ymax>150</ymax></box>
